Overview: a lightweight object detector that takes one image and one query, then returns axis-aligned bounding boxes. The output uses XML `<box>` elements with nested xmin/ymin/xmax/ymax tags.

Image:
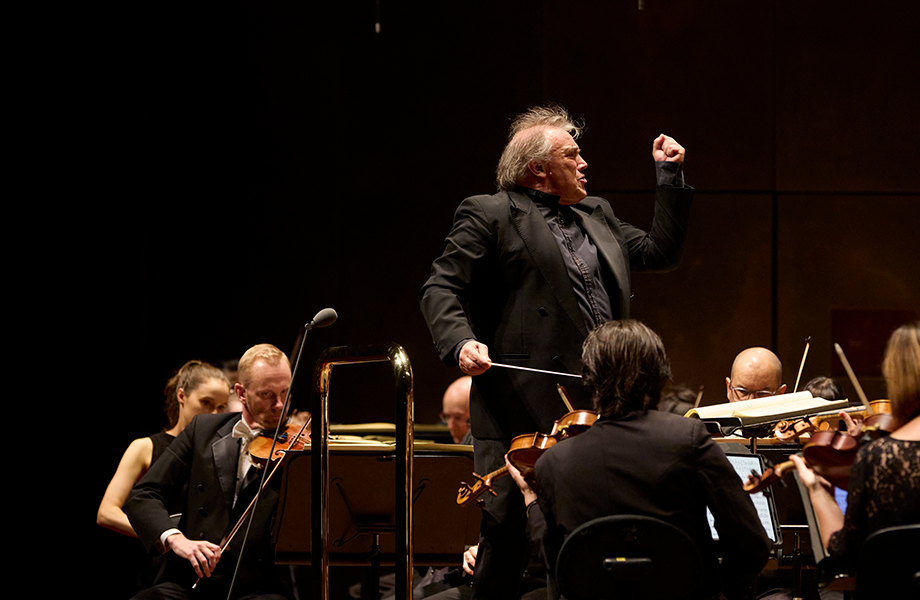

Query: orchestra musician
<box><xmin>791</xmin><ymin>321</ymin><xmax>920</xmax><ymax>575</ymax></box>
<box><xmin>803</xmin><ymin>376</ymin><xmax>844</xmax><ymax>401</ymax></box>
<box><xmin>506</xmin><ymin>320</ymin><xmax>772</xmax><ymax>600</ymax></box>
<box><xmin>726</xmin><ymin>347</ymin><xmax>787</xmax><ymax>403</ymax></box>
<box><xmin>441</xmin><ymin>375</ymin><xmax>473</xmax><ymax>444</ymax></box>
<box><xmin>124</xmin><ymin>343</ymin><xmax>295</xmax><ymax>600</ymax></box>
<box><xmin>420</xmin><ymin>103</ymin><xmax>693</xmax><ymax>598</ymax></box>
<box><xmin>97</xmin><ymin>360</ymin><xmax>231</xmax><ymax>589</ymax></box>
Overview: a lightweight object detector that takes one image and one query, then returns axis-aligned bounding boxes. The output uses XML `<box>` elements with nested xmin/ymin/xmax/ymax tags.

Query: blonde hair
<box><xmin>238</xmin><ymin>344</ymin><xmax>290</xmax><ymax>387</ymax></box>
<box><xmin>882</xmin><ymin>321</ymin><xmax>920</xmax><ymax>427</ymax></box>
<box><xmin>495</xmin><ymin>104</ymin><xmax>583</xmax><ymax>191</ymax></box>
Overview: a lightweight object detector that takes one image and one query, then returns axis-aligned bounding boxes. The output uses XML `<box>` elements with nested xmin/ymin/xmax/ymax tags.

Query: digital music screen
<box><xmin>707</xmin><ymin>454</ymin><xmax>778</xmax><ymax>542</ymax></box>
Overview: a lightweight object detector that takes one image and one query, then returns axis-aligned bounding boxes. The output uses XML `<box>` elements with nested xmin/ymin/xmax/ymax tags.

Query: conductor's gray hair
<box><xmin>495</xmin><ymin>104</ymin><xmax>583</xmax><ymax>191</ymax></box>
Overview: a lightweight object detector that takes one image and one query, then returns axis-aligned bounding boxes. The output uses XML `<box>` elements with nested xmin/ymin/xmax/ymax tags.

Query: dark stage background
<box><xmin>79</xmin><ymin>1</ymin><xmax>918</xmax><ymax>596</ymax></box>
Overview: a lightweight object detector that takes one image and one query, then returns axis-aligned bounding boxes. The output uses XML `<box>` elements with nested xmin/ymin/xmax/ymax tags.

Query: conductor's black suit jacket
<box><xmin>420</xmin><ymin>185</ymin><xmax>693</xmax><ymax>440</ymax></box>
<box><xmin>124</xmin><ymin>412</ymin><xmax>289</xmax><ymax>597</ymax></box>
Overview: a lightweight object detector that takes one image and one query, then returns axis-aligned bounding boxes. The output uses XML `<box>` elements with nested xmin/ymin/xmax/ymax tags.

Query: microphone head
<box><xmin>311</xmin><ymin>308</ymin><xmax>337</xmax><ymax>328</ymax></box>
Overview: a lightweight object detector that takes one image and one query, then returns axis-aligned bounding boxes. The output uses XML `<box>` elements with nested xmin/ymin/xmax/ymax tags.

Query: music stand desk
<box><xmin>274</xmin><ymin>441</ymin><xmax>481</xmax><ymax>567</ymax></box>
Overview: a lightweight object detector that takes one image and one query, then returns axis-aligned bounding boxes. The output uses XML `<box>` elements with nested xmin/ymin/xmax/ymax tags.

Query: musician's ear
<box><xmin>778</xmin><ymin>384</ymin><xmax>787</xmax><ymax>395</ymax></box>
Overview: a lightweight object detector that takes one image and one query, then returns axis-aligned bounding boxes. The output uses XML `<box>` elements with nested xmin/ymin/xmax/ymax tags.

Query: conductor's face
<box><xmin>544</xmin><ymin>129</ymin><xmax>588</xmax><ymax>206</ymax></box>
<box><xmin>237</xmin><ymin>358</ymin><xmax>292</xmax><ymax>430</ymax></box>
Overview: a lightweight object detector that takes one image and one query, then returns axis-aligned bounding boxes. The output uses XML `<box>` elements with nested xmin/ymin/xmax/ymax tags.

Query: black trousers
<box><xmin>470</xmin><ymin>437</ymin><xmax>533</xmax><ymax>600</ymax></box>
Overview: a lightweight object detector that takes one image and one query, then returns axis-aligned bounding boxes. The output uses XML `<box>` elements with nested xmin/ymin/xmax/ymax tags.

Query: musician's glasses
<box><xmin>730</xmin><ymin>384</ymin><xmax>781</xmax><ymax>401</ymax></box>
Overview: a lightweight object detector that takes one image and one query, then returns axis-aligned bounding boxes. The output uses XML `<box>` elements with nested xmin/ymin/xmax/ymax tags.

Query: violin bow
<box><xmin>556</xmin><ymin>384</ymin><xmax>575</xmax><ymax>413</ymax></box>
<box><xmin>834</xmin><ymin>343</ymin><xmax>875</xmax><ymax>414</ymax></box>
<box><xmin>793</xmin><ymin>336</ymin><xmax>811</xmax><ymax>393</ymax></box>
<box><xmin>192</xmin><ymin>417</ymin><xmax>312</xmax><ymax>590</ymax></box>
<box><xmin>694</xmin><ymin>385</ymin><xmax>704</xmax><ymax>409</ymax></box>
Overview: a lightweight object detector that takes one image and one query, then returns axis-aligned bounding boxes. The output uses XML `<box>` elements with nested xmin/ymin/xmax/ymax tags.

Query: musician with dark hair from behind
<box><xmin>507</xmin><ymin>320</ymin><xmax>771</xmax><ymax>600</ymax></box>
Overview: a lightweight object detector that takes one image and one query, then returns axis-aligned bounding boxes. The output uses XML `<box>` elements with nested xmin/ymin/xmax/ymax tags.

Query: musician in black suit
<box><xmin>420</xmin><ymin>104</ymin><xmax>693</xmax><ymax>598</ymax></box>
<box><xmin>125</xmin><ymin>344</ymin><xmax>295</xmax><ymax>600</ymax></box>
<box><xmin>507</xmin><ymin>320</ymin><xmax>772</xmax><ymax>600</ymax></box>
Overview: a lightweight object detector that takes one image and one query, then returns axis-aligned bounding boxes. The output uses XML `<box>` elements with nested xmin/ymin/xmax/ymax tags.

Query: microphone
<box><xmin>306</xmin><ymin>308</ymin><xmax>337</xmax><ymax>330</ymax></box>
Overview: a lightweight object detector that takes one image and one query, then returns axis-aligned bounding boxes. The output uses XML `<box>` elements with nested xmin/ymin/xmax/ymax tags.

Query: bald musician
<box><xmin>726</xmin><ymin>347</ymin><xmax>787</xmax><ymax>403</ymax></box>
<box><xmin>441</xmin><ymin>376</ymin><xmax>472</xmax><ymax>444</ymax></box>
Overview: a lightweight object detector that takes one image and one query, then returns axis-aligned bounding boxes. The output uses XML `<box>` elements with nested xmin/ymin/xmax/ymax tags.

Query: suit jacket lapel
<box><xmin>212</xmin><ymin>416</ymin><xmax>242</xmax><ymax>511</ymax></box>
<box><xmin>574</xmin><ymin>201</ymin><xmax>630</xmax><ymax>312</ymax></box>
<box><xmin>508</xmin><ymin>191</ymin><xmax>587</xmax><ymax>337</ymax></box>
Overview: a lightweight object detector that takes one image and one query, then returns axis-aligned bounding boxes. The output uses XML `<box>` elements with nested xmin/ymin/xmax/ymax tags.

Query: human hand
<box><xmin>652</xmin><ymin>134</ymin><xmax>685</xmax><ymax>163</ymax></box>
<box><xmin>462</xmin><ymin>544</ymin><xmax>478</xmax><ymax>575</ymax></box>
<box><xmin>504</xmin><ymin>454</ymin><xmax>538</xmax><ymax>505</ymax></box>
<box><xmin>789</xmin><ymin>454</ymin><xmax>833</xmax><ymax>494</ymax></box>
<box><xmin>459</xmin><ymin>340</ymin><xmax>491</xmax><ymax>376</ymax></box>
<box><xmin>166</xmin><ymin>532</ymin><xmax>222</xmax><ymax>579</ymax></box>
<box><xmin>840</xmin><ymin>411</ymin><xmax>862</xmax><ymax>437</ymax></box>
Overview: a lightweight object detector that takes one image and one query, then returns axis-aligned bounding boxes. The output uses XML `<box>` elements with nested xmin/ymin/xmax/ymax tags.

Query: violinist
<box><xmin>507</xmin><ymin>320</ymin><xmax>772</xmax><ymax>600</ymax></box>
<box><xmin>791</xmin><ymin>321</ymin><xmax>920</xmax><ymax>575</ymax></box>
<box><xmin>97</xmin><ymin>360</ymin><xmax>231</xmax><ymax>588</ymax></box>
<box><xmin>124</xmin><ymin>343</ymin><xmax>295</xmax><ymax>600</ymax></box>
<box><xmin>98</xmin><ymin>360</ymin><xmax>232</xmax><ymax>538</ymax></box>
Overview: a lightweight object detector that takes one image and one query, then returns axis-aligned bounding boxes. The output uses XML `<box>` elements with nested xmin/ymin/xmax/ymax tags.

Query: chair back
<box><xmin>855</xmin><ymin>523</ymin><xmax>920</xmax><ymax>600</ymax></box>
<box><xmin>554</xmin><ymin>514</ymin><xmax>702</xmax><ymax>600</ymax></box>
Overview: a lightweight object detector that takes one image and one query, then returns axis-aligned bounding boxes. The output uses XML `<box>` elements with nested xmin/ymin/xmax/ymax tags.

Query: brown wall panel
<box><xmin>608</xmin><ymin>192</ymin><xmax>775</xmax><ymax>407</ymax></box>
<box><xmin>776</xmin><ymin>195</ymin><xmax>920</xmax><ymax>400</ymax></box>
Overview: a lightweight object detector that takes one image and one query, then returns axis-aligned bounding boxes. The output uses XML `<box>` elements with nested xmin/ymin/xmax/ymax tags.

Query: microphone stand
<box><xmin>224</xmin><ymin>310</ymin><xmax>336</xmax><ymax>600</ymax></box>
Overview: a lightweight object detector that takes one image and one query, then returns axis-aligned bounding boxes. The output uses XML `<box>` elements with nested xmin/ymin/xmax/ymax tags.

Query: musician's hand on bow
<box><xmin>459</xmin><ymin>340</ymin><xmax>492</xmax><ymax>376</ymax></box>
<box><xmin>652</xmin><ymin>134</ymin><xmax>685</xmax><ymax>164</ymax></box>
<box><xmin>462</xmin><ymin>544</ymin><xmax>478</xmax><ymax>576</ymax></box>
<box><xmin>840</xmin><ymin>411</ymin><xmax>862</xmax><ymax>437</ymax></box>
<box><xmin>166</xmin><ymin>532</ymin><xmax>221</xmax><ymax>579</ymax></box>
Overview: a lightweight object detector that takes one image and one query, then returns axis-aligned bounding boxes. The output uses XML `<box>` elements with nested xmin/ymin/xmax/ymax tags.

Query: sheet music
<box><xmin>707</xmin><ymin>454</ymin><xmax>779</xmax><ymax>542</ymax></box>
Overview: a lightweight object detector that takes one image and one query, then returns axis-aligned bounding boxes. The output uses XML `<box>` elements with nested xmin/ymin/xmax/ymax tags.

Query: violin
<box><xmin>774</xmin><ymin>399</ymin><xmax>892</xmax><ymax>442</ymax></box>
<box><xmin>744</xmin><ymin>410</ymin><xmax>896</xmax><ymax>494</ymax></box>
<box><xmin>248</xmin><ymin>422</ymin><xmax>311</xmax><ymax>468</ymax></box>
<box><xmin>192</xmin><ymin>416</ymin><xmax>311</xmax><ymax>590</ymax></box>
<box><xmin>456</xmin><ymin>409</ymin><xmax>598</xmax><ymax>507</ymax></box>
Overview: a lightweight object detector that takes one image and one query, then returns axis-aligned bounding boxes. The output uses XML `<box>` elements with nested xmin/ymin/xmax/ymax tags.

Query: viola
<box><xmin>456</xmin><ymin>409</ymin><xmax>597</xmax><ymax>507</ymax></box>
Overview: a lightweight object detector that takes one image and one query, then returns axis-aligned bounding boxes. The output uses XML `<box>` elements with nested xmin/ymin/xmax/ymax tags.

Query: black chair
<box><xmin>855</xmin><ymin>523</ymin><xmax>920</xmax><ymax>600</ymax></box>
<box><xmin>554</xmin><ymin>515</ymin><xmax>702</xmax><ymax>600</ymax></box>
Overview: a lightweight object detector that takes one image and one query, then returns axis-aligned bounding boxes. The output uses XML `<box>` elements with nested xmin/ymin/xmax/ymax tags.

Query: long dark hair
<box><xmin>581</xmin><ymin>320</ymin><xmax>671</xmax><ymax>419</ymax></box>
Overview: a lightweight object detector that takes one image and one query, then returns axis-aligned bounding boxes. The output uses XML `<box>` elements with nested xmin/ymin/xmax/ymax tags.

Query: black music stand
<box><xmin>273</xmin><ymin>442</ymin><xmax>481</xmax><ymax>596</ymax></box>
